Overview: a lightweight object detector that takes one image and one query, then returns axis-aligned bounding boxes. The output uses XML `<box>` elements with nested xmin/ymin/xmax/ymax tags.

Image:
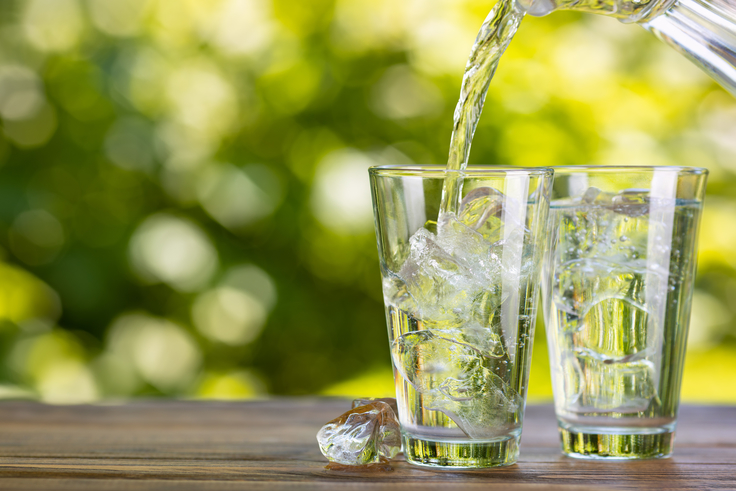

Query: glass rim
<box><xmin>551</xmin><ymin>165</ymin><xmax>708</xmax><ymax>175</ymax></box>
<box><xmin>368</xmin><ymin>164</ymin><xmax>554</xmax><ymax>178</ymax></box>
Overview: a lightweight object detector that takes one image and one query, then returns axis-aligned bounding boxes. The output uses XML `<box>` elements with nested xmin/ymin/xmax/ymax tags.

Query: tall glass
<box><xmin>543</xmin><ymin>166</ymin><xmax>708</xmax><ymax>459</ymax></box>
<box><xmin>369</xmin><ymin>165</ymin><xmax>553</xmax><ymax>468</ymax></box>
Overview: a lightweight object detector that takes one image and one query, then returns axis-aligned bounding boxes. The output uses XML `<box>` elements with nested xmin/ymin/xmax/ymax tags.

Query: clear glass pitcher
<box><xmin>518</xmin><ymin>0</ymin><xmax>736</xmax><ymax>97</ymax></box>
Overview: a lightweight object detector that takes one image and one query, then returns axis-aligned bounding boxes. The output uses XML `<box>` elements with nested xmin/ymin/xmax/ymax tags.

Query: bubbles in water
<box><xmin>550</xmin><ymin>187</ymin><xmax>676</xmax><ymax>414</ymax></box>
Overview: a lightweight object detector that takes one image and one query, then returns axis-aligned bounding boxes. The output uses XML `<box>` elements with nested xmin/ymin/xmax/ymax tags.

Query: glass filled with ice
<box><xmin>544</xmin><ymin>166</ymin><xmax>708</xmax><ymax>459</ymax></box>
<box><xmin>369</xmin><ymin>165</ymin><xmax>553</xmax><ymax>468</ymax></box>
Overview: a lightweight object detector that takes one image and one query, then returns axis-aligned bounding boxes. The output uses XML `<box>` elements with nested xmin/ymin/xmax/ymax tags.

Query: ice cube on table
<box><xmin>352</xmin><ymin>397</ymin><xmax>399</xmax><ymax>417</ymax></box>
<box><xmin>316</xmin><ymin>400</ymin><xmax>401</xmax><ymax>466</ymax></box>
<box><xmin>325</xmin><ymin>459</ymin><xmax>393</xmax><ymax>472</ymax></box>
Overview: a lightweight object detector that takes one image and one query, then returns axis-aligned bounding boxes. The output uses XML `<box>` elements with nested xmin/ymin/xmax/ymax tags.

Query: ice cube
<box><xmin>455</xmin><ymin>323</ymin><xmax>507</xmax><ymax>359</ymax></box>
<box><xmin>425</xmin><ymin>369</ymin><xmax>522</xmax><ymax>439</ymax></box>
<box><xmin>581</xmin><ymin>186</ymin><xmax>614</xmax><ymax>206</ymax></box>
<box><xmin>458</xmin><ymin>186</ymin><xmax>505</xmax><ymax>242</ymax></box>
<box><xmin>436</xmin><ymin>215</ymin><xmax>492</xmax><ymax>262</ymax></box>
<box><xmin>575</xmin><ymin>355</ymin><xmax>657</xmax><ymax>412</ymax></box>
<box><xmin>458</xmin><ymin>186</ymin><xmax>528</xmax><ymax>243</ymax></box>
<box><xmin>553</xmin><ymin>204</ymin><xmax>617</xmax><ymax>263</ymax></box>
<box><xmin>391</xmin><ymin>329</ymin><xmax>508</xmax><ymax>392</ymax></box>
<box><xmin>470</xmin><ymin>288</ymin><xmax>505</xmax><ymax>329</ymax></box>
<box><xmin>574</xmin><ymin>297</ymin><xmax>649</xmax><ymax>360</ymax></box>
<box><xmin>391</xmin><ymin>330</ymin><xmax>520</xmax><ymax>439</ymax></box>
<box><xmin>560</xmin><ymin>353</ymin><xmax>583</xmax><ymax>407</ymax></box>
<box><xmin>392</xmin><ymin>184</ymin><xmax>532</xmax><ymax>332</ymax></box>
<box><xmin>382</xmin><ymin>271</ymin><xmax>417</xmax><ymax>316</ymax></box>
<box><xmin>553</xmin><ymin>258</ymin><xmax>647</xmax><ymax>318</ymax></box>
<box><xmin>391</xmin><ymin>330</ymin><xmax>483</xmax><ymax>393</ymax></box>
<box><xmin>387</xmin><ymin>305</ymin><xmax>423</xmax><ymax>341</ymax></box>
<box><xmin>316</xmin><ymin>400</ymin><xmax>401</xmax><ymax>466</ymax></box>
<box><xmin>612</xmin><ymin>188</ymin><xmax>649</xmax><ymax>217</ymax></box>
<box><xmin>436</xmin><ymin>215</ymin><xmax>504</xmax><ymax>286</ymax></box>
<box><xmin>556</xmin><ymin>191</ymin><xmax>654</xmax><ymax>265</ymax></box>
<box><xmin>398</xmin><ymin>227</ymin><xmax>485</xmax><ymax>328</ymax></box>
<box><xmin>382</xmin><ymin>185</ymin><xmax>533</xmax><ymax>440</ymax></box>
<box><xmin>495</xmin><ymin>226</ymin><xmax>526</xmax><ymax>279</ymax></box>
<box><xmin>582</xmin><ymin>187</ymin><xmax>602</xmax><ymax>204</ymax></box>
<box><xmin>352</xmin><ymin>397</ymin><xmax>399</xmax><ymax>417</ymax></box>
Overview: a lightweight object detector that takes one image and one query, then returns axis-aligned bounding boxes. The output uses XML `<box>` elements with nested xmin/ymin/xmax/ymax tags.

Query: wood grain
<box><xmin>0</xmin><ymin>400</ymin><xmax>734</xmax><ymax>490</ymax></box>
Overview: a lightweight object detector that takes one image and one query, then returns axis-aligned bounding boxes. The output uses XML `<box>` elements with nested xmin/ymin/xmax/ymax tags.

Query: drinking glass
<box><xmin>543</xmin><ymin>166</ymin><xmax>708</xmax><ymax>459</ymax></box>
<box><xmin>369</xmin><ymin>165</ymin><xmax>553</xmax><ymax>468</ymax></box>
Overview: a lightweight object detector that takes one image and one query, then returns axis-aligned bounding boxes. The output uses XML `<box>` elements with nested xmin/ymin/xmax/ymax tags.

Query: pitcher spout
<box><xmin>518</xmin><ymin>0</ymin><xmax>675</xmax><ymax>23</ymax></box>
<box><xmin>516</xmin><ymin>0</ymin><xmax>736</xmax><ymax>97</ymax></box>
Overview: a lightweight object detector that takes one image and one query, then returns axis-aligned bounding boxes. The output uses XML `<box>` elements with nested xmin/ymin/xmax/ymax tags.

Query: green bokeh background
<box><xmin>0</xmin><ymin>0</ymin><xmax>734</xmax><ymax>404</ymax></box>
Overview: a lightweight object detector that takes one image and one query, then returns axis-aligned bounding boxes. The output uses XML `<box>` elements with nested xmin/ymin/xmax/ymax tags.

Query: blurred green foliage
<box><xmin>0</xmin><ymin>0</ymin><xmax>734</xmax><ymax>403</ymax></box>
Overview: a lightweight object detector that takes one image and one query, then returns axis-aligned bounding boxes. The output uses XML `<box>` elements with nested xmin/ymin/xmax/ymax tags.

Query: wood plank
<box><xmin>0</xmin><ymin>479</ymin><xmax>603</xmax><ymax>491</ymax></box>
<box><xmin>0</xmin><ymin>400</ymin><xmax>733</xmax><ymax>490</ymax></box>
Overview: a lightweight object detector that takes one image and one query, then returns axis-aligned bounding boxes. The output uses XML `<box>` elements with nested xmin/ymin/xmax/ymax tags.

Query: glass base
<box><xmin>402</xmin><ymin>433</ymin><xmax>519</xmax><ymax>468</ymax></box>
<box><xmin>559</xmin><ymin>427</ymin><xmax>674</xmax><ymax>460</ymax></box>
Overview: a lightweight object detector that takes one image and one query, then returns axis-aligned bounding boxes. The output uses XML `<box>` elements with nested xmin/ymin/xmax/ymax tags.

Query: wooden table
<box><xmin>0</xmin><ymin>399</ymin><xmax>734</xmax><ymax>490</ymax></box>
